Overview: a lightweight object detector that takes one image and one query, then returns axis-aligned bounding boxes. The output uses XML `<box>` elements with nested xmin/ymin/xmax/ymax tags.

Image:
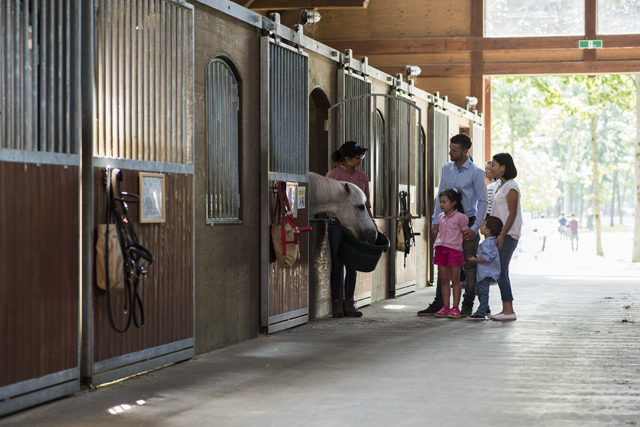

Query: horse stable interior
<box><xmin>1</xmin><ymin>0</ymin><xmax>639</xmax><ymax>417</ymax></box>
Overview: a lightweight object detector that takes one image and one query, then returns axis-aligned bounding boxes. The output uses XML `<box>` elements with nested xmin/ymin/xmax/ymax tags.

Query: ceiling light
<box><xmin>300</xmin><ymin>10</ymin><xmax>321</xmax><ymax>25</ymax></box>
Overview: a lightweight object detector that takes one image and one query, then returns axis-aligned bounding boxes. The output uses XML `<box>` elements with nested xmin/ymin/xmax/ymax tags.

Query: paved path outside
<box><xmin>2</xmin><ymin>236</ymin><xmax>639</xmax><ymax>427</ymax></box>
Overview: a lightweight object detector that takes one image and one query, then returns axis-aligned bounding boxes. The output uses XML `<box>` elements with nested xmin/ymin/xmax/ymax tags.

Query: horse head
<box><xmin>308</xmin><ymin>172</ymin><xmax>378</xmax><ymax>243</ymax></box>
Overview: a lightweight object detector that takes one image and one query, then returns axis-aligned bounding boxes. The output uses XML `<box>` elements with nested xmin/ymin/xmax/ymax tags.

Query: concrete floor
<box><xmin>2</xmin><ymin>247</ymin><xmax>640</xmax><ymax>426</ymax></box>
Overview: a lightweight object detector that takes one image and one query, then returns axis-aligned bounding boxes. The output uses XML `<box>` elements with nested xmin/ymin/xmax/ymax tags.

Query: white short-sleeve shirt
<box><xmin>492</xmin><ymin>179</ymin><xmax>522</xmax><ymax>240</ymax></box>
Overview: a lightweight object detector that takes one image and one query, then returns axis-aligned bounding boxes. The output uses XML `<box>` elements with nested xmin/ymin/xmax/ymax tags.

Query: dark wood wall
<box><xmin>92</xmin><ymin>168</ymin><xmax>193</xmax><ymax>362</ymax></box>
<box><xmin>192</xmin><ymin>4</ymin><xmax>263</xmax><ymax>355</ymax></box>
<box><xmin>0</xmin><ymin>162</ymin><xmax>79</xmax><ymax>387</ymax></box>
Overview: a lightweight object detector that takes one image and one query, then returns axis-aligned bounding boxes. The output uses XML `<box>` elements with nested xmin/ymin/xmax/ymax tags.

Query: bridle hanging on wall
<box><xmin>102</xmin><ymin>166</ymin><xmax>154</xmax><ymax>333</ymax></box>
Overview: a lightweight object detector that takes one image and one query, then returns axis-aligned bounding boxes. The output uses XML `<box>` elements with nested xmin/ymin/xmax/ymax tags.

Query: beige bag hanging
<box><xmin>271</xmin><ymin>220</ymin><xmax>301</xmax><ymax>268</ymax></box>
<box><xmin>96</xmin><ymin>224</ymin><xmax>125</xmax><ymax>296</ymax></box>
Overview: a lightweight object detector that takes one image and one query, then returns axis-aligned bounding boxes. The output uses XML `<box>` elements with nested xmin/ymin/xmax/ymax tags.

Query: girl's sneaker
<box><xmin>447</xmin><ymin>307</ymin><xmax>461</xmax><ymax>318</ymax></box>
<box><xmin>434</xmin><ymin>307</ymin><xmax>451</xmax><ymax>318</ymax></box>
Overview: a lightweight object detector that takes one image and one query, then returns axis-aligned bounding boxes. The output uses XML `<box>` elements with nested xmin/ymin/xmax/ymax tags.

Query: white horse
<box><xmin>308</xmin><ymin>172</ymin><xmax>378</xmax><ymax>243</ymax></box>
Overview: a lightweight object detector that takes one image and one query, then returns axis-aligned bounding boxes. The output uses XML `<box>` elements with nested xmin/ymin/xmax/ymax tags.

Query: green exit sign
<box><xmin>579</xmin><ymin>40</ymin><xmax>603</xmax><ymax>48</ymax></box>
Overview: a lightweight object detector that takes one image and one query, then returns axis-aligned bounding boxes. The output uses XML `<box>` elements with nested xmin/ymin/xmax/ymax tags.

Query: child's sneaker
<box><xmin>467</xmin><ymin>313</ymin><xmax>486</xmax><ymax>321</ymax></box>
<box><xmin>434</xmin><ymin>307</ymin><xmax>451</xmax><ymax>318</ymax></box>
<box><xmin>447</xmin><ymin>307</ymin><xmax>461</xmax><ymax>318</ymax></box>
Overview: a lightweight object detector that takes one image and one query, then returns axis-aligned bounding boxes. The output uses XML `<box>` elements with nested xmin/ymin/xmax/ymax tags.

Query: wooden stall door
<box><xmin>91</xmin><ymin>168</ymin><xmax>194</xmax><ymax>385</ymax></box>
<box><xmin>266</xmin><ymin>181</ymin><xmax>310</xmax><ymax>333</ymax></box>
<box><xmin>0</xmin><ymin>162</ymin><xmax>80</xmax><ymax>415</ymax></box>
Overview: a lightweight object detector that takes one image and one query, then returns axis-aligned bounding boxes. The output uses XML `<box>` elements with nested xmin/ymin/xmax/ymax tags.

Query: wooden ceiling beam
<box><xmin>374</xmin><ymin>59</ymin><xmax>640</xmax><ymax>77</ymax></box>
<box><xmin>484</xmin><ymin>60</ymin><xmax>640</xmax><ymax>76</ymax></box>
<box><xmin>323</xmin><ymin>34</ymin><xmax>640</xmax><ymax>55</ymax></box>
<box><xmin>375</xmin><ymin>64</ymin><xmax>472</xmax><ymax>77</ymax></box>
<box><xmin>249</xmin><ymin>0</ymin><xmax>369</xmax><ymax>11</ymax></box>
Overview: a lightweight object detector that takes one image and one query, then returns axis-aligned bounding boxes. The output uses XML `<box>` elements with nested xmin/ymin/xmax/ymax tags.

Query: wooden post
<box><xmin>471</xmin><ymin>0</ymin><xmax>484</xmax><ymax>113</ymax></box>
<box><xmin>585</xmin><ymin>0</ymin><xmax>597</xmax><ymax>67</ymax></box>
<box><xmin>484</xmin><ymin>76</ymin><xmax>491</xmax><ymax>161</ymax></box>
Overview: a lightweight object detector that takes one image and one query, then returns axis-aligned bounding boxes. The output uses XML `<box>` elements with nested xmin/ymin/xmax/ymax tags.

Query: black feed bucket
<box><xmin>337</xmin><ymin>226</ymin><xmax>390</xmax><ymax>272</ymax></box>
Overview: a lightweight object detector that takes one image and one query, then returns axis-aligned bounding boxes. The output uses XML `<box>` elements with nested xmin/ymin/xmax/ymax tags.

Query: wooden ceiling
<box><xmin>233</xmin><ymin>0</ymin><xmax>640</xmax><ymax>113</ymax></box>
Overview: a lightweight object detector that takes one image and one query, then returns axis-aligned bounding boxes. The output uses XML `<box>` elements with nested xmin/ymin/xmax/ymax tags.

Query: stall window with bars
<box><xmin>372</xmin><ymin>109</ymin><xmax>385</xmax><ymax>217</ymax></box>
<box><xmin>94</xmin><ymin>0</ymin><xmax>193</xmax><ymax>163</ymax></box>
<box><xmin>206</xmin><ymin>59</ymin><xmax>240</xmax><ymax>223</ymax></box>
<box><xmin>0</xmin><ymin>0</ymin><xmax>79</xmax><ymax>154</ymax></box>
<box><xmin>268</xmin><ymin>42</ymin><xmax>308</xmax><ymax>176</ymax></box>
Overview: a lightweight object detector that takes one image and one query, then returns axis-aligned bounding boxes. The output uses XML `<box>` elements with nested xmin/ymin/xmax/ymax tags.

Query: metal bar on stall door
<box><xmin>24</xmin><ymin>0</ymin><xmax>32</xmax><ymax>151</ymax></box>
<box><xmin>170</xmin><ymin>6</ymin><xmax>176</xmax><ymax>164</ymax></box>
<box><xmin>104</xmin><ymin>0</ymin><xmax>112</xmax><ymax>157</ymax></box>
<box><xmin>6</xmin><ymin>1</ymin><xmax>13</xmax><ymax>149</ymax></box>
<box><xmin>224</xmin><ymin>63</ymin><xmax>230</xmax><ymax>217</ymax></box>
<box><xmin>15</xmin><ymin>0</ymin><xmax>22</xmax><ymax>150</ymax></box>
<box><xmin>96</xmin><ymin>0</ymin><xmax>103</xmax><ymax>156</ymax></box>
<box><xmin>117</xmin><ymin>0</ymin><xmax>125</xmax><ymax>158</ymax></box>
<box><xmin>143</xmin><ymin>0</ymin><xmax>150</xmax><ymax>161</ymax></box>
<box><xmin>0</xmin><ymin>1</ymin><xmax>4</xmax><ymax>148</ymax></box>
<box><xmin>129</xmin><ymin>0</ymin><xmax>143</xmax><ymax>160</ymax></box>
<box><xmin>124</xmin><ymin>0</ymin><xmax>131</xmax><ymax>159</ymax></box>
<box><xmin>57</xmin><ymin>0</ymin><xmax>63</xmax><ymax>153</ymax></box>
<box><xmin>153</xmin><ymin>0</ymin><xmax>160</xmax><ymax>162</ymax></box>
<box><xmin>65</xmin><ymin>0</ymin><xmax>72</xmax><ymax>154</ymax></box>
<box><xmin>160</xmin><ymin>0</ymin><xmax>166</xmax><ymax>163</ymax></box>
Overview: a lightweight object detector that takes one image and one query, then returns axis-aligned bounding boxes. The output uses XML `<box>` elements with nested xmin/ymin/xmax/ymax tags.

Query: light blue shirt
<box><xmin>432</xmin><ymin>158</ymin><xmax>488</xmax><ymax>234</ymax></box>
<box><xmin>476</xmin><ymin>236</ymin><xmax>500</xmax><ymax>281</ymax></box>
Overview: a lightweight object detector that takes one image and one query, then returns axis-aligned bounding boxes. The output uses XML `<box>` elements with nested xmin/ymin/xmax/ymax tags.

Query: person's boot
<box><xmin>343</xmin><ymin>299</ymin><xmax>363</xmax><ymax>317</ymax></box>
<box><xmin>332</xmin><ymin>299</ymin><xmax>344</xmax><ymax>318</ymax></box>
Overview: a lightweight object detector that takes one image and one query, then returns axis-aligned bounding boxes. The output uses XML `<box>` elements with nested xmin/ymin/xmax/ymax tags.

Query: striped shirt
<box><xmin>486</xmin><ymin>180</ymin><xmax>500</xmax><ymax>217</ymax></box>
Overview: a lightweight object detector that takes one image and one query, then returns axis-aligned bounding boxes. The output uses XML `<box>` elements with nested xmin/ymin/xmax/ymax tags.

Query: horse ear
<box><xmin>344</xmin><ymin>183</ymin><xmax>352</xmax><ymax>194</ymax></box>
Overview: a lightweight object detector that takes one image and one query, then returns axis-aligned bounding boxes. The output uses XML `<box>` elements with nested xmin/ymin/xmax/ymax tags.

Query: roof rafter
<box><xmin>322</xmin><ymin>34</ymin><xmax>640</xmax><ymax>55</ymax></box>
<box><xmin>249</xmin><ymin>0</ymin><xmax>369</xmax><ymax>10</ymax></box>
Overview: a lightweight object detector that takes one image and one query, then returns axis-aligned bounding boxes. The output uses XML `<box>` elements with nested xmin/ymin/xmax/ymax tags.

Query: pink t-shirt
<box><xmin>433</xmin><ymin>210</ymin><xmax>469</xmax><ymax>251</ymax></box>
<box><xmin>326</xmin><ymin>166</ymin><xmax>371</xmax><ymax>208</ymax></box>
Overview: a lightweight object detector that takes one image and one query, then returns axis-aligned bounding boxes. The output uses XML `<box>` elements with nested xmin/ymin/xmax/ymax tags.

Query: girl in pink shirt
<box><xmin>432</xmin><ymin>189</ymin><xmax>469</xmax><ymax>319</ymax></box>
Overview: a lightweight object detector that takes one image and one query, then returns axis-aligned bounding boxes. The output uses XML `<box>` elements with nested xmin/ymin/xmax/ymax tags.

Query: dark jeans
<box><xmin>434</xmin><ymin>232</ymin><xmax>480</xmax><ymax>308</ymax></box>
<box><xmin>328</xmin><ymin>217</ymin><xmax>357</xmax><ymax>300</ymax></box>
<box><xmin>497</xmin><ymin>235</ymin><xmax>518</xmax><ymax>302</ymax></box>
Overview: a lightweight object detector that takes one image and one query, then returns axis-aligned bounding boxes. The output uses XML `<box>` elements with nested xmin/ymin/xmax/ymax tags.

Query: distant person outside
<box><xmin>568</xmin><ymin>213</ymin><xmax>579</xmax><ymax>251</ymax></box>
<box><xmin>558</xmin><ymin>213</ymin><xmax>568</xmax><ymax>240</ymax></box>
<box><xmin>418</xmin><ymin>133</ymin><xmax>488</xmax><ymax>318</ymax></box>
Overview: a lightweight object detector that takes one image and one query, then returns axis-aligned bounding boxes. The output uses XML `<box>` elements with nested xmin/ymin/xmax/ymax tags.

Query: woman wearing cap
<box><xmin>326</xmin><ymin>141</ymin><xmax>375</xmax><ymax>318</ymax></box>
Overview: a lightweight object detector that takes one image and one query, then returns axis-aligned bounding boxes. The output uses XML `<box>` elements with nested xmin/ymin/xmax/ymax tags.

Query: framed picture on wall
<box><xmin>139</xmin><ymin>172</ymin><xmax>166</xmax><ymax>223</ymax></box>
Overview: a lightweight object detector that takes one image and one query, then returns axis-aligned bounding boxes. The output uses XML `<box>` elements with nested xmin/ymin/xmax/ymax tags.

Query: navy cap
<box><xmin>339</xmin><ymin>141</ymin><xmax>369</xmax><ymax>157</ymax></box>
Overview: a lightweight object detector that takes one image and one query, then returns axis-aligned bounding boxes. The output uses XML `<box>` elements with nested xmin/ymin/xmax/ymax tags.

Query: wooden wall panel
<box><xmin>93</xmin><ymin>169</ymin><xmax>193</xmax><ymax>362</ymax></box>
<box><xmin>484</xmin><ymin>49</ymin><xmax>584</xmax><ymax>63</ymax></box>
<box><xmin>268</xmin><ymin>183</ymin><xmax>309</xmax><ymax>317</ymax></box>
<box><xmin>414</xmin><ymin>76</ymin><xmax>471</xmax><ymax>110</ymax></box>
<box><xmin>597</xmin><ymin>48</ymin><xmax>640</xmax><ymax>61</ymax></box>
<box><xmin>317</xmin><ymin>0</ymin><xmax>472</xmax><ymax>41</ymax></box>
<box><xmin>368</xmin><ymin>52</ymin><xmax>472</xmax><ymax>66</ymax></box>
<box><xmin>0</xmin><ymin>163</ymin><xmax>79</xmax><ymax>387</ymax></box>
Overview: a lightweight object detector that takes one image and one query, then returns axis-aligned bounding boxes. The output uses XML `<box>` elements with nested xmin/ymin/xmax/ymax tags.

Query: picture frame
<box><xmin>139</xmin><ymin>172</ymin><xmax>166</xmax><ymax>223</ymax></box>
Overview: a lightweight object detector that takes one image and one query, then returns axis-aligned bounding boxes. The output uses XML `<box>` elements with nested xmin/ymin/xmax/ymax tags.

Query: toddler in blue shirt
<box><xmin>466</xmin><ymin>216</ymin><xmax>503</xmax><ymax>320</ymax></box>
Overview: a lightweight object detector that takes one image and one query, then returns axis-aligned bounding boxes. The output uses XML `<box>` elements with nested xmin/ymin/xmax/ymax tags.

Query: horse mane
<box><xmin>308</xmin><ymin>172</ymin><xmax>366</xmax><ymax>205</ymax></box>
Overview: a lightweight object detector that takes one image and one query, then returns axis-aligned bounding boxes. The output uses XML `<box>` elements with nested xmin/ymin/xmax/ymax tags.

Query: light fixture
<box><xmin>465</xmin><ymin>96</ymin><xmax>478</xmax><ymax>111</ymax></box>
<box><xmin>300</xmin><ymin>9</ymin><xmax>321</xmax><ymax>25</ymax></box>
<box><xmin>406</xmin><ymin>65</ymin><xmax>422</xmax><ymax>79</ymax></box>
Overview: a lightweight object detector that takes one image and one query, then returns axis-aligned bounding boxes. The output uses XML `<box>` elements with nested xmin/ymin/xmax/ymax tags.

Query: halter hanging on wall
<box><xmin>101</xmin><ymin>166</ymin><xmax>154</xmax><ymax>333</ymax></box>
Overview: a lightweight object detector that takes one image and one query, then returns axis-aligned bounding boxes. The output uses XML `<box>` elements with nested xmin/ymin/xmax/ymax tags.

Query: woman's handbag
<box><xmin>270</xmin><ymin>181</ymin><xmax>311</xmax><ymax>268</ymax></box>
